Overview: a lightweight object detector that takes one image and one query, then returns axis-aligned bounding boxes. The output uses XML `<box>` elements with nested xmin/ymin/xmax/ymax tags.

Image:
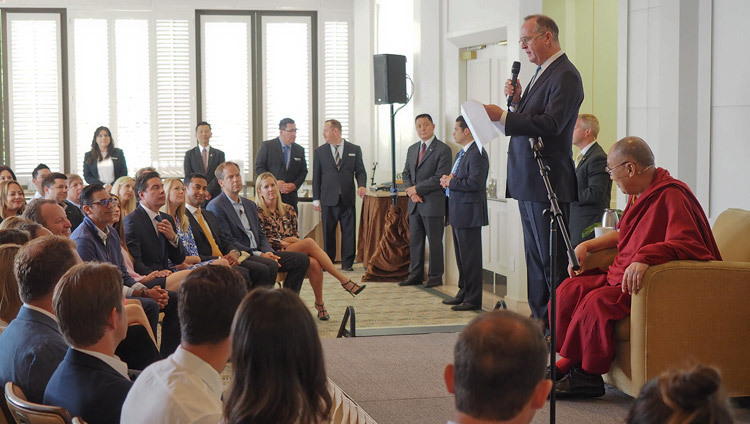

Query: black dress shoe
<box><xmin>341</xmin><ymin>266</ymin><xmax>354</xmax><ymax>272</ymax></box>
<box><xmin>398</xmin><ymin>279</ymin><xmax>421</xmax><ymax>286</ymax></box>
<box><xmin>546</xmin><ymin>365</ymin><xmax>564</xmax><ymax>382</ymax></box>
<box><xmin>442</xmin><ymin>297</ymin><xmax>462</xmax><ymax>305</ymax></box>
<box><xmin>554</xmin><ymin>367</ymin><xmax>605</xmax><ymax>398</ymax></box>
<box><xmin>451</xmin><ymin>302</ymin><xmax>481</xmax><ymax>311</ymax></box>
<box><xmin>423</xmin><ymin>280</ymin><xmax>442</xmax><ymax>289</ymax></box>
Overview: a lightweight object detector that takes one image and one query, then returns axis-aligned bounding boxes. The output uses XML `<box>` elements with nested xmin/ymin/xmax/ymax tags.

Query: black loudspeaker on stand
<box><xmin>373</xmin><ymin>54</ymin><xmax>411</xmax><ymax>205</ymax></box>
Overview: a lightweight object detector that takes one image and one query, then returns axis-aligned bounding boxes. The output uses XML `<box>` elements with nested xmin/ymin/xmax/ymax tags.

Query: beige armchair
<box><xmin>580</xmin><ymin>208</ymin><xmax>750</xmax><ymax>397</ymax></box>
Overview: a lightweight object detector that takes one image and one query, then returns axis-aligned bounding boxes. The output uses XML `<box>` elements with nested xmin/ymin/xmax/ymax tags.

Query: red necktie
<box><xmin>201</xmin><ymin>148</ymin><xmax>209</xmax><ymax>174</ymax></box>
<box><xmin>418</xmin><ymin>142</ymin><xmax>426</xmax><ymax>163</ymax></box>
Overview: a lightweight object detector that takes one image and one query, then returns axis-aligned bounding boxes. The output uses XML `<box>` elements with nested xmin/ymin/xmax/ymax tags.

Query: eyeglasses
<box><xmin>91</xmin><ymin>198</ymin><xmax>119</xmax><ymax>207</ymax></box>
<box><xmin>281</xmin><ymin>128</ymin><xmax>298</xmax><ymax>133</ymax></box>
<box><xmin>605</xmin><ymin>161</ymin><xmax>628</xmax><ymax>175</ymax></box>
<box><xmin>518</xmin><ymin>33</ymin><xmax>544</xmax><ymax>46</ymax></box>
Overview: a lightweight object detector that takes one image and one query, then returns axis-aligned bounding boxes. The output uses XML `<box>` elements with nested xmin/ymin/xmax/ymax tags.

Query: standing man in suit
<box><xmin>44</xmin><ymin>263</ymin><xmax>132</xmax><ymax>424</ymax></box>
<box><xmin>255</xmin><ymin>117</ymin><xmax>308</xmax><ymax>212</ymax></box>
<box><xmin>184</xmin><ymin>122</ymin><xmax>226</xmax><ymax>200</ymax></box>
<box><xmin>570</xmin><ymin>114</ymin><xmax>611</xmax><ymax>246</ymax></box>
<box><xmin>312</xmin><ymin>119</ymin><xmax>367</xmax><ymax>271</ymax></box>
<box><xmin>484</xmin><ymin>14</ymin><xmax>584</xmax><ymax>326</ymax></box>
<box><xmin>207</xmin><ymin>161</ymin><xmax>309</xmax><ymax>291</ymax></box>
<box><xmin>399</xmin><ymin>114</ymin><xmax>452</xmax><ymax>288</ymax></box>
<box><xmin>0</xmin><ymin>236</ymin><xmax>78</xmax><ymax>403</ymax></box>
<box><xmin>440</xmin><ymin>116</ymin><xmax>490</xmax><ymax>311</ymax></box>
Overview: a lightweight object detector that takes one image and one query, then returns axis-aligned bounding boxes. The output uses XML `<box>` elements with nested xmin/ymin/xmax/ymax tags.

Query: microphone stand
<box><xmin>529</xmin><ymin>137</ymin><xmax>579</xmax><ymax>424</ymax></box>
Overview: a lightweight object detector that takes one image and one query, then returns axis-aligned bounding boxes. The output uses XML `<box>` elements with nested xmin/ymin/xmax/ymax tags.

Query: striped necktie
<box><xmin>334</xmin><ymin>145</ymin><xmax>341</xmax><ymax>169</ymax></box>
<box><xmin>445</xmin><ymin>149</ymin><xmax>466</xmax><ymax>198</ymax></box>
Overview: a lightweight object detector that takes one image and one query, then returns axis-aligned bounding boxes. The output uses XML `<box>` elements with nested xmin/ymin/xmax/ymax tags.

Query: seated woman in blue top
<box><xmin>83</xmin><ymin>126</ymin><xmax>128</xmax><ymax>190</ymax></box>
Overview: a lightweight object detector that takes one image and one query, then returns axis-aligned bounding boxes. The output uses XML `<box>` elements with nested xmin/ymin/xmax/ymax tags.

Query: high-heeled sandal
<box><xmin>315</xmin><ymin>303</ymin><xmax>330</xmax><ymax>321</ymax></box>
<box><xmin>341</xmin><ymin>280</ymin><xmax>366</xmax><ymax>297</ymax></box>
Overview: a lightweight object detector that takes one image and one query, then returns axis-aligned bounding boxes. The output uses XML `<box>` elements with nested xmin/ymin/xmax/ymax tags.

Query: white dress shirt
<box><xmin>120</xmin><ymin>346</ymin><xmax>223</xmax><ymax>424</ymax></box>
<box><xmin>97</xmin><ymin>157</ymin><xmax>115</xmax><ymax>185</ymax></box>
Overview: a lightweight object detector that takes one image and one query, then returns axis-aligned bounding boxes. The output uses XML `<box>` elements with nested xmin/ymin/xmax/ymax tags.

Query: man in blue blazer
<box><xmin>485</xmin><ymin>15</ymin><xmax>584</xmax><ymax>327</ymax></box>
<box><xmin>184</xmin><ymin>122</ymin><xmax>226</xmax><ymax>200</ymax></box>
<box><xmin>255</xmin><ymin>117</ymin><xmax>308</xmax><ymax>212</ymax></box>
<box><xmin>0</xmin><ymin>236</ymin><xmax>78</xmax><ymax>403</ymax></box>
<box><xmin>44</xmin><ymin>263</ymin><xmax>133</xmax><ymax>424</ymax></box>
<box><xmin>207</xmin><ymin>161</ymin><xmax>309</xmax><ymax>291</ymax></box>
<box><xmin>440</xmin><ymin>116</ymin><xmax>490</xmax><ymax>311</ymax></box>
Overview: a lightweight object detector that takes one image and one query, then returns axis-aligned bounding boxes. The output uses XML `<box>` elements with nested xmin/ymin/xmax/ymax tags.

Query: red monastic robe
<box><xmin>554</xmin><ymin>168</ymin><xmax>721</xmax><ymax>374</ymax></box>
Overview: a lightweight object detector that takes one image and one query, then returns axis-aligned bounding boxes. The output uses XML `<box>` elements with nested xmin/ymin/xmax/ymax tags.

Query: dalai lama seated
<box><xmin>551</xmin><ymin>136</ymin><xmax>722</xmax><ymax>398</ymax></box>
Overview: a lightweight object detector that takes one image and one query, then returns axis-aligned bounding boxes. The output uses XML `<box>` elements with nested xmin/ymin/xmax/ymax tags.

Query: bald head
<box><xmin>610</xmin><ymin>136</ymin><xmax>655</xmax><ymax>167</ymax></box>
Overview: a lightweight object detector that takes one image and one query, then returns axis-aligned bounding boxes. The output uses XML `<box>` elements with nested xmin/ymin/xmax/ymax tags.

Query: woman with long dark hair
<box><xmin>0</xmin><ymin>165</ymin><xmax>17</xmax><ymax>182</ymax></box>
<box><xmin>83</xmin><ymin>126</ymin><xmax>128</xmax><ymax>189</ymax></box>
<box><xmin>224</xmin><ymin>288</ymin><xmax>333</xmax><ymax>424</ymax></box>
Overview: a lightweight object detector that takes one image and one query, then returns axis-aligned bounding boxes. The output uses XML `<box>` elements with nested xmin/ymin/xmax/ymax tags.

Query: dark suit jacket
<box><xmin>570</xmin><ymin>141</ymin><xmax>611</xmax><ymax>244</ymax></box>
<box><xmin>206</xmin><ymin>192</ymin><xmax>272</xmax><ymax>253</ymax></box>
<box><xmin>123</xmin><ymin>205</ymin><xmax>186</xmax><ymax>275</ymax></box>
<box><xmin>255</xmin><ymin>138</ymin><xmax>308</xmax><ymax>202</ymax></box>
<box><xmin>183</xmin><ymin>145</ymin><xmax>226</xmax><ymax>198</ymax></box>
<box><xmin>65</xmin><ymin>200</ymin><xmax>84</xmax><ymax>231</ymax></box>
<box><xmin>312</xmin><ymin>141</ymin><xmax>367</xmax><ymax>207</ymax></box>
<box><xmin>505</xmin><ymin>53</ymin><xmax>583</xmax><ymax>203</ymax></box>
<box><xmin>83</xmin><ymin>148</ymin><xmax>128</xmax><ymax>185</ymax></box>
<box><xmin>44</xmin><ymin>348</ymin><xmax>132</xmax><ymax>424</ymax></box>
<box><xmin>447</xmin><ymin>142</ymin><xmax>490</xmax><ymax>229</ymax></box>
<box><xmin>402</xmin><ymin>137</ymin><xmax>452</xmax><ymax>217</ymax></box>
<box><xmin>185</xmin><ymin>207</ymin><xmax>238</xmax><ymax>260</ymax></box>
<box><xmin>0</xmin><ymin>306</ymin><xmax>67</xmax><ymax>404</ymax></box>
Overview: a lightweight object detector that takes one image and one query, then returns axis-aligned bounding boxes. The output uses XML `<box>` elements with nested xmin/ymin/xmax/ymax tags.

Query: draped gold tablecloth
<box><xmin>356</xmin><ymin>191</ymin><xmax>410</xmax><ymax>282</ymax></box>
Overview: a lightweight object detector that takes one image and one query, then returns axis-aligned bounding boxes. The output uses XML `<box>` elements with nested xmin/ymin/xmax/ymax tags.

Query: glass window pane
<box><xmin>324</xmin><ymin>21</ymin><xmax>350</xmax><ymax>140</ymax></box>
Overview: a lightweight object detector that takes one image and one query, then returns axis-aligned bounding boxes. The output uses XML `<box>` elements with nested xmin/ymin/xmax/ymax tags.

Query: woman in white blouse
<box><xmin>83</xmin><ymin>126</ymin><xmax>128</xmax><ymax>190</ymax></box>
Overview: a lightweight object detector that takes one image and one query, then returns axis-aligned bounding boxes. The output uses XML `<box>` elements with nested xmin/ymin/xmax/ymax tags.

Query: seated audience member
<box><xmin>0</xmin><ymin>179</ymin><xmax>26</xmax><ymax>223</ymax></box>
<box><xmin>183</xmin><ymin>173</ymin><xmax>255</xmax><ymax>287</ymax></box>
<box><xmin>22</xmin><ymin>198</ymin><xmax>72</xmax><ymax>237</ymax></box>
<box><xmin>31</xmin><ymin>163</ymin><xmax>51</xmax><ymax>199</ymax></box>
<box><xmin>0</xmin><ymin>216</ymin><xmax>51</xmax><ymax>239</ymax></box>
<box><xmin>111</xmin><ymin>176</ymin><xmax>137</xmax><ymax>217</ymax></box>
<box><xmin>44</xmin><ymin>262</ymin><xmax>132</xmax><ymax>424</ymax></box>
<box><xmin>0</xmin><ymin>236</ymin><xmax>77</xmax><ymax>403</ymax></box>
<box><xmin>65</xmin><ymin>173</ymin><xmax>85</xmax><ymax>231</ymax></box>
<box><xmin>224</xmin><ymin>288</ymin><xmax>332</xmax><ymax>424</ymax></box>
<box><xmin>256</xmin><ymin>172</ymin><xmax>365</xmax><ymax>321</ymax></box>
<box><xmin>72</xmin><ymin>185</ymin><xmax>181</xmax><ymax>358</ymax></box>
<box><xmin>122</xmin><ymin>266</ymin><xmax>247</xmax><ymax>424</ymax></box>
<box><xmin>207</xmin><ymin>161</ymin><xmax>309</xmax><ymax>291</ymax></box>
<box><xmin>552</xmin><ymin>137</ymin><xmax>722</xmax><ymax>398</ymax></box>
<box><xmin>0</xmin><ymin>229</ymin><xmax>30</xmax><ymax>245</ymax></box>
<box><xmin>161</xmin><ymin>178</ymin><xmax>229</xmax><ymax>270</ymax></box>
<box><xmin>626</xmin><ymin>365</ymin><xmax>735</xmax><ymax>424</ymax></box>
<box><xmin>42</xmin><ymin>172</ymin><xmax>68</xmax><ymax>204</ymax></box>
<box><xmin>0</xmin><ymin>244</ymin><xmax>23</xmax><ymax>332</ymax></box>
<box><xmin>444</xmin><ymin>310</ymin><xmax>551</xmax><ymax>424</ymax></box>
<box><xmin>0</xmin><ymin>165</ymin><xmax>17</xmax><ymax>181</ymax></box>
<box><xmin>83</xmin><ymin>126</ymin><xmax>128</xmax><ymax>189</ymax></box>
<box><xmin>134</xmin><ymin>166</ymin><xmax>156</xmax><ymax>180</ymax></box>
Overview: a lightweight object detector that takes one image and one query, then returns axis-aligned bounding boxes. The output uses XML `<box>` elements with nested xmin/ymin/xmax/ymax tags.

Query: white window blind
<box><xmin>323</xmin><ymin>21</ymin><xmax>350</xmax><ymax>140</ymax></box>
<box><xmin>201</xmin><ymin>16</ymin><xmax>252</xmax><ymax>177</ymax></box>
<box><xmin>72</xmin><ymin>18</ymin><xmax>109</xmax><ymax>177</ymax></box>
<box><xmin>6</xmin><ymin>13</ymin><xmax>63</xmax><ymax>182</ymax></box>
<box><xmin>115</xmin><ymin>19</ymin><xmax>151</xmax><ymax>174</ymax></box>
<box><xmin>155</xmin><ymin>19</ymin><xmax>191</xmax><ymax>177</ymax></box>
<box><xmin>262</xmin><ymin>16</ymin><xmax>312</xmax><ymax>164</ymax></box>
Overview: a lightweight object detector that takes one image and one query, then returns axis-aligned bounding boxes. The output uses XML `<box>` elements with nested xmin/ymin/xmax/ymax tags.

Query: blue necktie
<box><xmin>528</xmin><ymin>65</ymin><xmax>542</xmax><ymax>89</ymax></box>
<box><xmin>283</xmin><ymin>145</ymin><xmax>290</xmax><ymax>169</ymax></box>
<box><xmin>446</xmin><ymin>149</ymin><xmax>466</xmax><ymax>198</ymax></box>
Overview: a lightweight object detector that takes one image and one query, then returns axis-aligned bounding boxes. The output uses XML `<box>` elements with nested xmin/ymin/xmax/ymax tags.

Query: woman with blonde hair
<box><xmin>255</xmin><ymin>172</ymin><xmax>364</xmax><ymax>320</ymax></box>
<box><xmin>161</xmin><ymin>178</ymin><xmax>227</xmax><ymax>271</ymax></box>
<box><xmin>0</xmin><ymin>180</ymin><xmax>26</xmax><ymax>224</ymax></box>
<box><xmin>111</xmin><ymin>176</ymin><xmax>137</xmax><ymax>217</ymax></box>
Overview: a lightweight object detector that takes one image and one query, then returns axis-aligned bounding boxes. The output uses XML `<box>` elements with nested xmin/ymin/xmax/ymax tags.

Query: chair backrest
<box><xmin>4</xmin><ymin>382</ymin><xmax>74</xmax><ymax>424</ymax></box>
<box><xmin>712</xmin><ymin>208</ymin><xmax>750</xmax><ymax>262</ymax></box>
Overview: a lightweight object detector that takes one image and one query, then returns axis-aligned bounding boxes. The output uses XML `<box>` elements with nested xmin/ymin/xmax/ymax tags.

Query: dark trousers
<box><xmin>452</xmin><ymin>226</ymin><xmax>483</xmax><ymax>307</ymax></box>
<box><xmin>138</xmin><ymin>279</ymin><xmax>180</xmax><ymax>357</ymax></box>
<box><xmin>115</xmin><ymin>325</ymin><xmax>161</xmax><ymax>370</ymax></box>
<box><xmin>408</xmin><ymin>213</ymin><xmax>445</xmax><ymax>283</ymax></box>
<box><xmin>518</xmin><ymin>200</ymin><xmax>570</xmax><ymax>327</ymax></box>
<box><xmin>281</xmin><ymin>192</ymin><xmax>298</xmax><ymax>214</ymax></box>
<box><xmin>242</xmin><ymin>251</ymin><xmax>310</xmax><ymax>293</ymax></box>
<box><xmin>321</xmin><ymin>201</ymin><xmax>355</xmax><ymax>268</ymax></box>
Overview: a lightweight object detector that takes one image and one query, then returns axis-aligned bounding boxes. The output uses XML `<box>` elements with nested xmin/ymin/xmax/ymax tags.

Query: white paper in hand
<box><xmin>460</xmin><ymin>100</ymin><xmax>504</xmax><ymax>153</ymax></box>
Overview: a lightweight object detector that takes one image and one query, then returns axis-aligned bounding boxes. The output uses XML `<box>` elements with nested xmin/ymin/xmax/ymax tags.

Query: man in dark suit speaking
<box><xmin>484</xmin><ymin>14</ymin><xmax>584</xmax><ymax>327</ymax></box>
<box><xmin>570</xmin><ymin>114</ymin><xmax>611</xmax><ymax>246</ymax></box>
<box><xmin>399</xmin><ymin>113</ymin><xmax>452</xmax><ymax>288</ymax></box>
<box><xmin>255</xmin><ymin>117</ymin><xmax>308</xmax><ymax>212</ymax></box>
<box><xmin>312</xmin><ymin>119</ymin><xmax>367</xmax><ymax>272</ymax></box>
<box><xmin>184</xmin><ymin>122</ymin><xmax>225</xmax><ymax>200</ymax></box>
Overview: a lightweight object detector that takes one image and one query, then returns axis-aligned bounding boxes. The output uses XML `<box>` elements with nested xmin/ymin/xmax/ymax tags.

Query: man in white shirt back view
<box><xmin>121</xmin><ymin>266</ymin><xmax>247</xmax><ymax>424</ymax></box>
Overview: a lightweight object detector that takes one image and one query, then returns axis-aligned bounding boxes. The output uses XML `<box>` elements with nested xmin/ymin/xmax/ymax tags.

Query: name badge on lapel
<box><xmin>294</xmin><ymin>157</ymin><xmax>302</xmax><ymax>161</ymax></box>
<box><xmin>348</xmin><ymin>153</ymin><xmax>356</xmax><ymax>157</ymax></box>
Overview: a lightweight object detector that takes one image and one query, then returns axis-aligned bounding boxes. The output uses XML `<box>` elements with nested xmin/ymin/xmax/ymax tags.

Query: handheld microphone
<box><xmin>507</xmin><ymin>61</ymin><xmax>521</xmax><ymax>108</ymax></box>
